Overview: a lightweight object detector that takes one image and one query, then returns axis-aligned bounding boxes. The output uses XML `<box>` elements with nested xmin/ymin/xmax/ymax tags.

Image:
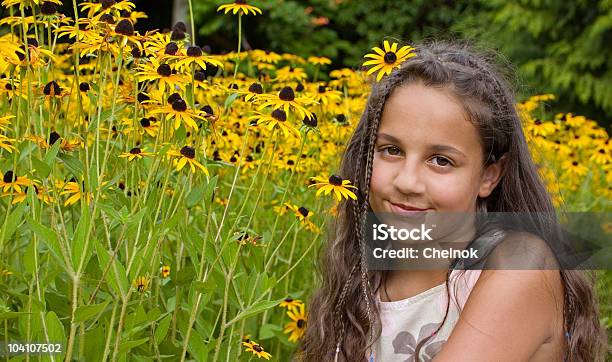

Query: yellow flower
<box><xmin>248</xmin><ymin>109</ymin><xmax>301</xmax><ymax>138</ymax></box>
<box><xmin>524</xmin><ymin>119</ymin><xmax>557</xmax><ymax>137</ymax></box>
<box><xmin>149</xmin><ymin>97</ymin><xmax>205</xmax><ymax>131</ymax></box>
<box><xmin>174</xmin><ymin>46</ymin><xmax>224</xmax><ymax>71</ymax></box>
<box><xmin>308</xmin><ymin>174</ymin><xmax>358</xmax><ymax>201</ymax></box>
<box><xmin>241</xmin><ymin>340</ymin><xmax>271</xmax><ymax>360</ymax></box>
<box><xmin>284</xmin><ymin>303</ymin><xmax>307</xmax><ymax>343</ymax></box>
<box><xmin>160</xmin><ymin>265</ymin><xmax>170</xmax><ymax>278</ymax></box>
<box><xmin>0</xmin><ymin>134</ymin><xmax>16</xmax><ymax>153</ymax></box>
<box><xmin>362</xmin><ymin>40</ymin><xmax>416</xmax><ymax>81</ymax></box>
<box><xmin>257</xmin><ymin>86</ymin><xmax>315</xmax><ymax>119</ymax></box>
<box><xmin>279</xmin><ymin>297</ymin><xmax>303</xmax><ymax>313</ymax></box>
<box><xmin>589</xmin><ymin>147</ymin><xmax>611</xmax><ymax>165</ymax></box>
<box><xmin>0</xmin><ymin>170</ymin><xmax>32</xmax><ymax>193</ymax></box>
<box><xmin>136</xmin><ymin>57</ymin><xmax>188</xmax><ymax>92</ymax></box>
<box><xmin>119</xmin><ymin>147</ymin><xmax>155</xmax><ymax>161</ymax></box>
<box><xmin>166</xmin><ymin>146</ymin><xmax>209</xmax><ymax>175</ymax></box>
<box><xmin>133</xmin><ymin>276</ymin><xmax>150</xmax><ymax>293</ymax></box>
<box><xmin>307</xmin><ymin>56</ymin><xmax>331</xmax><ymax>66</ymax></box>
<box><xmin>217</xmin><ymin>1</ymin><xmax>263</xmax><ymax>16</ymax></box>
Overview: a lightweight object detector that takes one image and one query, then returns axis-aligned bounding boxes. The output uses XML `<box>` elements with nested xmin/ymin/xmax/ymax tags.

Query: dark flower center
<box><xmin>100</xmin><ymin>14</ymin><xmax>115</xmax><ymax>24</ymax></box>
<box><xmin>253</xmin><ymin>345</ymin><xmax>263</xmax><ymax>352</ymax></box>
<box><xmin>235</xmin><ymin>0</ymin><xmax>247</xmax><ymax>4</ymax></box>
<box><xmin>120</xmin><ymin>10</ymin><xmax>130</xmax><ymax>17</ymax></box>
<box><xmin>295</xmin><ymin>82</ymin><xmax>304</xmax><ymax>92</ymax></box>
<box><xmin>248</xmin><ymin>83</ymin><xmax>263</xmax><ymax>94</ymax></box>
<box><xmin>164</xmin><ymin>42</ymin><xmax>179</xmax><ymax>55</ymax></box>
<box><xmin>43</xmin><ymin>81</ymin><xmax>62</xmax><ymax>96</ymax></box>
<box><xmin>3</xmin><ymin>170</ymin><xmax>16</xmax><ymax>183</ymax></box>
<box><xmin>302</xmin><ymin>114</ymin><xmax>318</xmax><ymax>128</ymax></box>
<box><xmin>167</xmin><ymin>92</ymin><xmax>182</xmax><ymax>105</ymax></box>
<box><xmin>129</xmin><ymin>147</ymin><xmax>142</xmax><ymax>154</ymax></box>
<box><xmin>101</xmin><ymin>0</ymin><xmax>115</xmax><ymax>9</ymax></box>
<box><xmin>298</xmin><ymin>207</ymin><xmax>309</xmax><ymax>217</ymax></box>
<box><xmin>157</xmin><ymin>64</ymin><xmax>172</xmax><ymax>77</ymax></box>
<box><xmin>271</xmin><ymin>109</ymin><xmax>287</xmax><ymax>122</ymax></box>
<box><xmin>137</xmin><ymin>92</ymin><xmax>150</xmax><ymax>103</ymax></box>
<box><xmin>572</xmin><ymin>161</ymin><xmax>578</xmax><ymax>166</ymax></box>
<box><xmin>202</xmin><ymin>105</ymin><xmax>214</xmax><ymax>115</ymax></box>
<box><xmin>278</xmin><ymin>86</ymin><xmax>295</xmax><ymax>101</ymax></box>
<box><xmin>79</xmin><ymin>82</ymin><xmax>90</xmax><ymax>92</ymax></box>
<box><xmin>318</xmin><ymin>85</ymin><xmax>326</xmax><ymax>93</ymax></box>
<box><xmin>284</xmin><ymin>298</ymin><xmax>293</xmax><ymax>302</ymax></box>
<box><xmin>131</xmin><ymin>47</ymin><xmax>143</xmax><ymax>58</ymax></box>
<box><xmin>172</xmin><ymin>99</ymin><xmax>187</xmax><ymax>112</ymax></box>
<box><xmin>534</xmin><ymin>119</ymin><xmax>541</xmax><ymax>125</ymax></box>
<box><xmin>194</xmin><ymin>71</ymin><xmax>206</xmax><ymax>82</ymax></box>
<box><xmin>170</xmin><ymin>29</ymin><xmax>186</xmax><ymax>41</ymax></box>
<box><xmin>297</xmin><ymin>319</ymin><xmax>305</xmax><ymax>328</ymax></box>
<box><xmin>115</xmin><ymin>19</ymin><xmax>134</xmax><ymax>36</ymax></box>
<box><xmin>598</xmin><ymin>148</ymin><xmax>605</xmax><ymax>154</ymax></box>
<box><xmin>180</xmin><ymin>146</ymin><xmax>195</xmax><ymax>159</ymax></box>
<box><xmin>186</xmin><ymin>46</ymin><xmax>202</xmax><ymax>57</ymax></box>
<box><xmin>173</xmin><ymin>21</ymin><xmax>187</xmax><ymax>32</ymax></box>
<box><xmin>140</xmin><ymin>118</ymin><xmax>151</xmax><ymax>127</ymax></box>
<box><xmin>383</xmin><ymin>51</ymin><xmax>397</xmax><ymax>64</ymax></box>
<box><xmin>335</xmin><ymin>114</ymin><xmax>346</xmax><ymax>123</ymax></box>
<box><xmin>49</xmin><ymin>131</ymin><xmax>61</xmax><ymax>145</ymax></box>
<box><xmin>329</xmin><ymin>174</ymin><xmax>342</xmax><ymax>186</ymax></box>
<box><xmin>40</xmin><ymin>2</ymin><xmax>58</xmax><ymax>15</ymax></box>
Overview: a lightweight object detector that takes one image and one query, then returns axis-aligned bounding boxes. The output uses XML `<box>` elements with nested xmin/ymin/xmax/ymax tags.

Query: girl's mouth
<box><xmin>389</xmin><ymin>202</ymin><xmax>432</xmax><ymax>217</ymax></box>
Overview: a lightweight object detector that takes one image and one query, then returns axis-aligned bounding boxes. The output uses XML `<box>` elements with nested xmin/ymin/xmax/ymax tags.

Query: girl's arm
<box><xmin>433</xmin><ymin>236</ymin><xmax>564</xmax><ymax>361</ymax></box>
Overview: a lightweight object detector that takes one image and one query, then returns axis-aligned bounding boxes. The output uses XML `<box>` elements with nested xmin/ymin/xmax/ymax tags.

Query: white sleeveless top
<box><xmin>371</xmin><ymin>269</ymin><xmax>482</xmax><ymax>361</ymax></box>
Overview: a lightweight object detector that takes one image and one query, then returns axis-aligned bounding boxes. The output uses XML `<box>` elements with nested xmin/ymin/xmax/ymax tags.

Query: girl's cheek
<box><xmin>428</xmin><ymin>172</ymin><xmax>477</xmax><ymax>210</ymax></box>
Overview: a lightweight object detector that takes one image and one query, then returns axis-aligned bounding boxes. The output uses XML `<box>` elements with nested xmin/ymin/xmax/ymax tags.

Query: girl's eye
<box><xmin>380</xmin><ymin>146</ymin><xmax>402</xmax><ymax>156</ymax></box>
<box><xmin>430</xmin><ymin>156</ymin><xmax>453</xmax><ymax>167</ymax></box>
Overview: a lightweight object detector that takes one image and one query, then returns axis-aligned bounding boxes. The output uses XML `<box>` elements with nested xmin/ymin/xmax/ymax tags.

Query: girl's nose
<box><xmin>392</xmin><ymin>159</ymin><xmax>426</xmax><ymax>195</ymax></box>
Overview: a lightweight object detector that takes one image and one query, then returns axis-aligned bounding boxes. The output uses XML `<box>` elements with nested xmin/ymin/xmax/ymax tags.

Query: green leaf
<box><xmin>154</xmin><ymin>314</ymin><xmax>171</xmax><ymax>345</ymax></box>
<box><xmin>223</xmin><ymin>92</ymin><xmax>239</xmax><ymax>109</ymax></box>
<box><xmin>31</xmin><ymin>157</ymin><xmax>52</xmax><ymax>179</ymax></box>
<box><xmin>43</xmin><ymin>139</ymin><xmax>62</xmax><ymax>166</ymax></box>
<box><xmin>26</xmin><ymin>216</ymin><xmax>66</xmax><ymax>268</ymax></box>
<box><xmin>74</xmin><ymin>300</ymin><xmax>110</xmax><ymax>324</ymax></box>
<box><xmin>57</xmin><ymin>153</ymin><xmax>84</xmax><ymax>178</ymax></box>
<box><xmin>71</xmin><ymin>205</ymin><xmax>91</xmax><ymax>271</ymax></box>
<box><xmin>227</xmin><ymin>298</ymin><xmax>285</xmax><ymax>326</ymax></box>
<box><xmin>44</xmin><ymin>311</ymin><xmax>66</xmax><ymax>344</ymax></box>
<box><xmin>259</xmin><ymin>323</ymin><xmax>282</xmax><ymax>340</ymax></box>
<box><xmin>3</xmin><ymin>201</ymin><xmax>26</xmax><ymax>241</ymax></box>
<box><xmin>118</xmin><ymin>337</ymin><xmax>148</xmax><ymax>354</ymax></box>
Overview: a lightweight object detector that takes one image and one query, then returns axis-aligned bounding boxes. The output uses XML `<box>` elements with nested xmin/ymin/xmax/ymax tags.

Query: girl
<box><xmin>298</xmin><ymin>40</ymin><xmax>607</xmax><ymax>361</ymax></box>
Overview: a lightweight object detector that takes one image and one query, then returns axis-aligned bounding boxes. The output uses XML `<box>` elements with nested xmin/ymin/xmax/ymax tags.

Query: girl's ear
<box><xmin>478</xmin><ymin>154</ymin><xmax>508</xmax><ymax>198</ymax></box>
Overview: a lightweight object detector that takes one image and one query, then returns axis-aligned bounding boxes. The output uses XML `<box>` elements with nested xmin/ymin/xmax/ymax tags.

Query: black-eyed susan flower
<box><xmin>241</xmin><ymin>340</ymin><xmax>271</xmax><ymax>360</ymax></box>
<box><xmin>284</xmin><ymin>203</ymin><xmax>312</xmax><ymax>222</ymax></box>
<box><xmin>308</xmin><ymin>174</ymin><xmax>357</xmax><ymax>201</ymax></box>
<box><xmin>283</xmin><ymin>303</ymin><xmax>307</xmax><ymax>343</ymax></box>
<box><xmin>0</xmin><ymin>170</ymin><xmax>32</xmax><ymax>193</ymax></box>
<box><xmin>562</xmin><ymin>160</ymin><xmax>589</xmax><ymax>179</ymax></box>
<box><xmin>589</xmin><ymin>147</ymin><xmax>611</xmax><ymax>165</ymax></box>
<box><xmin>279</xmin><ymin>297</ymin><xmax>303</xmax><ymax>312</ymax></box>
<box><xmin>150</xmin><ymin>97</ymin><xmax>206</xmax><ymax>131</ymax></box>
<box><xmin>217</xmin><ymin>0</ymin><xmax>262</xmax><ymax>16</ymax></box>
<box><xmin>307</xmin><ymin>56</ymin><xmax>331</xmax><ymax>66</ymax></box>
<box><xmin>119</xmin><ymin>147</ymin><xmax>154</xmax><ymax>161</ymax></box>
<box><xmin>160</xmin><ymin>265</ymin><xmax>170</xmax><ymax>278</ymax></box>
<box><xmin>133</xmin><ymin>276</ymin><xmax>150</xmax><ymax>293</ymax></box>
<box><xmin>257</xmin><ymin>86</ymin><xmax>315</xmax><ymax>119</ymax></box>
<box><xmin>166</xmin><ymin>146</ymin><xmax>209</xmax><ymax>175</ymax></box>
<box><xmin>525</xmin><ymin>118</ymin><xmax>557</xmax><ymax>137</ymax></box>
<box><xmin>174</xmin><ymin>45</ymin><xmax>224</xmax><ymax>71</ymax></box>
<box><xmin>274</xmin><ymin>66</ymin><xmax>308</xmax><ymax>83</ymax></box>
<box><xmin>362</xmin><ymin>40</ymin><xmax>416</xmax><ymax>81</ymax></box>
<box><xmin>248</xmin><ymin>109</ymin><xmax>300</xmax><ymax>138</ymax></box>
<box><xmin>136</xmin><ymin>57</ymin><xmax>188</xmax><ymax>92</ymax></box>
<box><xmin>58</xmin><ymin>179</ymin><xmax>94</xmax><ymax>206</ymax></box>
<box><xmin>0</xmin><ymin>134</ymin><xmax>16</xmax><ymax>153</ymax></box>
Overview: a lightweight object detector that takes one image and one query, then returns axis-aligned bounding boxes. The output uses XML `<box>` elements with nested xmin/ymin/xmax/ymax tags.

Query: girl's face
<box><xmin>369</xmin><ymin>82</ymin><xmax>505</xmax><ymax>215</ymax></box>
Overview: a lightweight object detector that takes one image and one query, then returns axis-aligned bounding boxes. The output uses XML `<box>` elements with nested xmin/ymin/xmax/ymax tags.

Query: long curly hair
<box><xmin>298</xmin><ymin>39</ymin><xmax>607</xmax><ymax>361</ymax></box>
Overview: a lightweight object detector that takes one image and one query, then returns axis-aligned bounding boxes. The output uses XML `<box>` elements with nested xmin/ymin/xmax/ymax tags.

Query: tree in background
<box><xmin>195</xmin><ymin>0</ymin><xmax>610</xmax><ymax>125</ymax></box>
